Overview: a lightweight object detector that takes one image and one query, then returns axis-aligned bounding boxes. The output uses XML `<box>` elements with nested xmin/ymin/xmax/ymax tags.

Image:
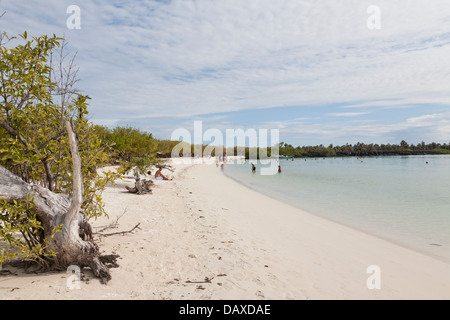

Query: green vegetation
<box><xmin>0</xmin><ymin>32</ymin><xmax>117</xmax><ymax>265</ymax></box>
<box><xmin>156</xmin><ymin>139</ymin><xmax>186</xmax><ymax>158</ymax></box>
<box><xmin>431</xmin><ymin>148</ymin><xmax>450</xmax><ymax>155</ymax></box>
<box><xmin>277</xmin><ymin>140</ymin><xmax>450</xmax><ymax>158</ymax></box>
<box><xmin>137</xmin><ymin>139</ymin><xmax>450</xmax><ymax>161</ymax></box>
<box><xmin>94</xmin><ymin>125</ymin><xmax>159</xmax><ymax>174</ymax></box>
<box><xmin>179</xmin><ymin>140</ymin><xmax>450</xmax><ymax>159</ymax></box>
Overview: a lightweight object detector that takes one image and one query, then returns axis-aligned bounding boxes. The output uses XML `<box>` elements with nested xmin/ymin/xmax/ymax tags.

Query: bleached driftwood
<box><xmin>125</xmin><ymin>168</ymin><xmax>153</xmax><ymax>194</ymax></box>
<box><xmin>0</xmin><ymin>121</ymin><xmax>116</xmax><ymax>283</ymax></box>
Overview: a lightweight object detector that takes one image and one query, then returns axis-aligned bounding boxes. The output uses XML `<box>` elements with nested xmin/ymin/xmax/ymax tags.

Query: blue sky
<box><xmin>1</xmin><ymin>0</ymin><xmax>450</xmax><ymax>146</ymax></box>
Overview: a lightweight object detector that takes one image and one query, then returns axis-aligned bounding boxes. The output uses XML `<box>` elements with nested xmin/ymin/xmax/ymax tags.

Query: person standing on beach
<box><xmin>251</xmin><ymin>162</ymin><xmax>256</xmax><ymax>173</ymax></box>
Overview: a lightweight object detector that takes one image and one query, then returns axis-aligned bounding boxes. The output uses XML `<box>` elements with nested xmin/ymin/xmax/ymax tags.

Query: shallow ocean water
<box><xmin>223</xmin><ymin>155</ymin><xmax>450</xmax><ymax>262</ymax></box>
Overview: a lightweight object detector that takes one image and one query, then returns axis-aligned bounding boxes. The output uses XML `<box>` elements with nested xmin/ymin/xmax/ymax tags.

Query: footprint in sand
<box><xmin>266</xmin><ymin>272</ymin><xmax>278</xmax><ymax>282</ymax></box>
<box><xmin>253</xmin><ymin>277</ymin><xmax>265</xmax><ymax>287</ymax></box>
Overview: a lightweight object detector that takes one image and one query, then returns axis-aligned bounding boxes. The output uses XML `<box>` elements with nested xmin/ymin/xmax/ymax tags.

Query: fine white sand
<box><xmin>1</xmin><ymin>159</ymin><xmax>450</xmax><ymax>300</ymax></box>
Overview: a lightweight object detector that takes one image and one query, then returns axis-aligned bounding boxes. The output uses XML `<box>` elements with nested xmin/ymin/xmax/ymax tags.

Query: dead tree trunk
<box><xmin>125</xmin><ymin>167</ymin><xmax>153</xmax><ymax>194</ymax></box>
<box><xmin>0</xmin><ymin>121</ymin><xmax>114</xmax><ymax>283</ymax></box>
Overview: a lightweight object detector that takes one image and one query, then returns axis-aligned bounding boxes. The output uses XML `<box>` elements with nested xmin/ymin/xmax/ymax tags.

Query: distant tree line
<box><xmin>175</xmin><ymin>140</ymin><xmax>450</xmax><ymax>159</ymax></box>
<box><xmin>92</xmin><ymin>126</ymin><xmax>450</xmax><ymax>162</ymax></box>
<box><xmin>277</xmin><ymin>140</ymin><xmax>450</xmax><ymax>158</ymax></box>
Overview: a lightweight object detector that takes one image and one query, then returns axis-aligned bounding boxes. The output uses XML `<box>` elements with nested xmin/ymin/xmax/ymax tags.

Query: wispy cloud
<box><xmin>258</xmin><ymin>111</ymin><xmax>450</xmax><ymax>145</ymax></box>
<box><xmin>1</xmin><ymin>0</ymin><xmax>450</xmax><ymax>144</ymax></box>
<box><xmin>326</xmin><ymin>112</ymin><xmax>370</xmax><ymax>117</ymax></box>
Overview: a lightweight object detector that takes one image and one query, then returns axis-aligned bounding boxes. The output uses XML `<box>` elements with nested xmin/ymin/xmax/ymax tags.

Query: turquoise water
<box><xmin>223</xmin><ymin>155</ymin><xmax>450</xmax><ymax>262</ymax></box>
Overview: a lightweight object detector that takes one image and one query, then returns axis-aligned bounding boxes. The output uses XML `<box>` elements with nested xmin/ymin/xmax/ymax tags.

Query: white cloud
<box><xmin>260</xmin><ymin>111</ymin><xmax>450</xmax><ymax>145</ymax></box>
<box><xmin>1</xmin><ymin>0</ymin><xmax>450</xmax><ymax>142</ymax></box>
<box><xmin>326</xmin><ymin>112</ymin><xmax>370</xmax><ymax>117</ymax></box>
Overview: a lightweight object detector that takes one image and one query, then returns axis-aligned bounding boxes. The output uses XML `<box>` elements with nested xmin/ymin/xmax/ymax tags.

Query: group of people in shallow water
<box><xmin>216</xmin><ymin>161</ymin><xmax>282</xmax><ymax>174</ymax></box>
<box><xmin>251</xmin><ymin>162</ymin><xmax>282</xmax><ymax>173</ymax></box>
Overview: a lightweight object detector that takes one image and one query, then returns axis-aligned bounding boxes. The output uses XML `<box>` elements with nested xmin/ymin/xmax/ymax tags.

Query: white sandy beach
<box><xmin>1</xmin><ymin>159</ymin><xmax>450</xmax><ymax>300</ymax></box>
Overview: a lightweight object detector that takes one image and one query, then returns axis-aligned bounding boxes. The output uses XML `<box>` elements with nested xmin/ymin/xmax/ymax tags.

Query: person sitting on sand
<box><xmin>155</xmin><ymin>167</ymin><xmax>172</xmax><ymax>180</ymax></box>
